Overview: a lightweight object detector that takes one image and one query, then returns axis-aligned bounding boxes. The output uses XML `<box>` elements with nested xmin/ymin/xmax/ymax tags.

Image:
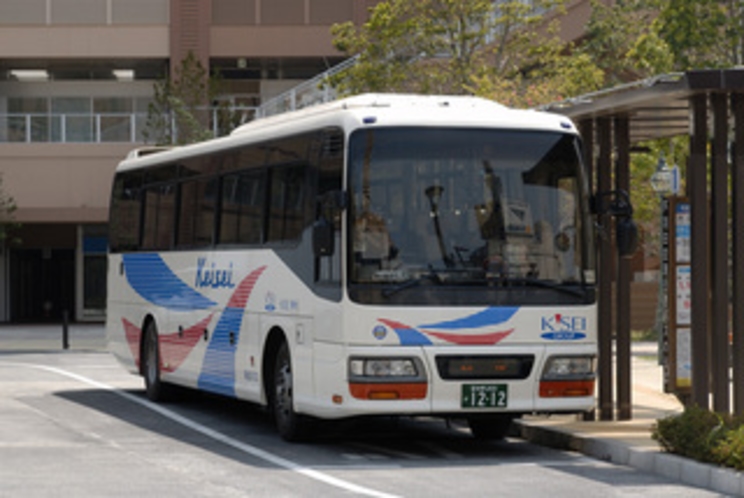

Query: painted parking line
<box><xmin>2</xmin><ymin>361</ymin><xmax>400</xmax><ymax>498</ymax></box>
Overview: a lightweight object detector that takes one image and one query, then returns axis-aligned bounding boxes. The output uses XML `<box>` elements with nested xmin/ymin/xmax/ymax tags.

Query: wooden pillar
<box><xmin>580</xmin><ymin>120</ymin><xmax>595</xmax><ymax>192</ymax></box>
<box><xmin>579</xmin><ymin>119</ymin><xmax>596</xmax><ymax>421</ymax></box>
<box><xmin>732</xmin><ymin>92</ymin><xmax>744</xmax><ymax>414</ymax></box>
<box><xmin>711</xmin><ymin>92</ymin><xmax>730</xmax><ymax>413</ymax></box>
<box><xmin>614</xmin><ymin>115</ymin><xmax>632</xmax><ymax>420</ymax></box>
<box><xmin>689</xmin><ymin>93</ymin><xmax>711</xmax><ymax>409</ymax></box>
<box><xmin>597</xmin><ymin>117</ymin><xmax>614</xmax><ymax>420</ymax></box>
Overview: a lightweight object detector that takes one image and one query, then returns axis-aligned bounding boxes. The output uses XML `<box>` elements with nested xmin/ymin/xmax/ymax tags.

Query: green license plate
<box><xmin>461</xmin><ymin>384</ymin><xmax>508</xmax><ymax>408</ymax></box>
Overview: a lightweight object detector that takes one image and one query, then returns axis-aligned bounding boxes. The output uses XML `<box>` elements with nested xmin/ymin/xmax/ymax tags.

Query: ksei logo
<box><xmin>540</xmin><ymin>314</ymin><xmax>587</xmax><ymax>341</ymax></box>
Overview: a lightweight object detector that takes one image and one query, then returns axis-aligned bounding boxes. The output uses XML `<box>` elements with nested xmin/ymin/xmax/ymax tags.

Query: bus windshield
<box><xmin>348</xmin><ymin>127</ymin><xmax>595</xmax><ymax>305</ymax></box>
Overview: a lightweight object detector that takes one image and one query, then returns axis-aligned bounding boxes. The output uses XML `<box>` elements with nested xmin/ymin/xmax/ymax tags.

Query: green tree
<box><xmin>144</xmin><ymin>52</ymin><xmax>239</xmax><ymax>145</ymax></box>
<box><xmin>656</xmin><ymin>0</ymin><xmax>744</xmax><ymax>69</ymax></box>
<box><xmin>580</xmin><ymin>0</ymin><xmax>674</xmax><ymax>85</ymax></box>
<box><xmin>331</xmin><ymin>0</ymin><xmax>572</xmax><ymax>97</ymax></box>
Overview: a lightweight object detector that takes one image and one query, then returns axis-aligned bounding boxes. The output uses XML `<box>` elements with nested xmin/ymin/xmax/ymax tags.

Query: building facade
<box><xmin>0</xmin><ymin>0</ymin><xmax>380</xmax><ymax>322</ymax></box>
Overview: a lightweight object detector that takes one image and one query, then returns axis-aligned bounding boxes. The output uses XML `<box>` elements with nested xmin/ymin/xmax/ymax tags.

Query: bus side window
<box><xmin>142</xmin><ymin>184</ymin><xmax>176</xmax><ymax>251</ymax></box>
<box><xmin>109</xmin><ymin>172</ymin><xmax>141</xmax><ymax>252</ymax></box>
<box><xmin>266</xmin><ymin>165</ymin><xmax>309</xmax><ymax>243</ymax></box>
<box><xmin>220</xmin><ymin>171</ymin><xmax>265</xmax><ymax>245</ymax></box>
<box><xmin>141</xmin><ymin>187</ymin><xmax>159</xmax><ymax>250</ymax></box>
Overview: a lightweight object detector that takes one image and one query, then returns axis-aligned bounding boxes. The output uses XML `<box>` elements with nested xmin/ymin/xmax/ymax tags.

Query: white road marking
<box><xmin>4</xmin><ymin>361</ymin><xmax>400</xmax><ymax>498</ymax></box>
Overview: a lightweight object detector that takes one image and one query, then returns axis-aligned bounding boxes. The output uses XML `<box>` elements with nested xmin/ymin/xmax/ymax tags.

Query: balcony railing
<box><xmin>255</xmin><ymin>55</ymin><xmax>359</xmax><ymax>119</ymax></box>
<box><xmin>0</xmin><ymin>107</ymin><xmax>257</xmax><ymax>144</ymax></box>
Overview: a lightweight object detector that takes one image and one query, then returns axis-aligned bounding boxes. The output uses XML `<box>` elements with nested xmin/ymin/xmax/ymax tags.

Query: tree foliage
<box><xmin>656</xmin><ymin>0</ymin><xmax>744</xmax><ymax>69</ymax></box>
<box><xmin>331</xmin><ymin>0</ymin><xmax>585</xmax><ymax>101</ymax></box>
<box><xmin>580</xmin><ymin>0</ymin><xmax>673</xmax><ymax>85</ymax></box>
<box><xmin>144</xmin><ymin>52</ymin><xmax>239</xmax><ymax>145</ymax></box>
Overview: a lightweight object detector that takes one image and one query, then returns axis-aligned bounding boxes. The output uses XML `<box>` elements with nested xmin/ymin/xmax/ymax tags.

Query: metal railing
<box><xmin>0</xmin><ymin>107</ymin><xmax>258</xmax><ymax>144</ymax></box>
<box><xmin>1</xmin><ymin>112</ymin><xmax>149</xmax><ymax>143</ymax></box>
<box><xmin>255</xmin><ymin>56</ymin><xmax>359</xmax><ymax>119</ymax></box>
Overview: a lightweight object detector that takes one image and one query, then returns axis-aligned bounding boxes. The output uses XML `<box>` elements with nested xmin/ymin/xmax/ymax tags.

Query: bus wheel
<box><xmin>467</xmin><ymin>414</ymin><xmax>516</xmax><ymax>440</ymax></box>
<box><xmin>272</xmin><ymin>342</ymin><xmax>310</xmax><ymax>441</ymax></box>
<box><xmin>142</xmin><ymin>321</ymin><xmax>167</xmax><ymax>402</ymax></box>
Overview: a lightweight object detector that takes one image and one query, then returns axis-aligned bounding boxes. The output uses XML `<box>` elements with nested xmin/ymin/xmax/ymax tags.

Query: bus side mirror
<box><xmin>313</xmin><ymin>218</ymin><xmax>334</xmax><ymax>257</ymax></box>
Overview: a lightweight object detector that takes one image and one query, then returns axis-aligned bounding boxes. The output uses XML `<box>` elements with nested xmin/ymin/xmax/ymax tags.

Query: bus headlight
<box><xmin>348</xmin><ymin>357</ymin><xmax>427</xmax><ymax>400</ymax></box>
<box><xmin>540</xmin><ymin>355</ymin><xmax>596</xmax><ymax>398</ymax></box>
<box><xmin>349</xmin><ymin>358</ymin><xmax>421</xmax><ymax>378</ymax></box>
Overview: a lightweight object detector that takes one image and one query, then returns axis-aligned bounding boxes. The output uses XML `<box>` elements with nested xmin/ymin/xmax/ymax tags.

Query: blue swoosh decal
<box><xmin>418</xmin><ymin>307</ymin><xmax>519</xmax><ymax>330</ymax></box>
<box><xmin>198</xmin><ymin>307</ymin><xmax>243</xmax><ymax>396</ymax></box>
<box><xmin>197</xmin><ymin>266</ymin><xmax>267</xmax><ymax>396</ymax></box>
<box><xmin>123</xmin><ymin>253</ymin><xmax>216</xmax><ymax>311</ymax></box>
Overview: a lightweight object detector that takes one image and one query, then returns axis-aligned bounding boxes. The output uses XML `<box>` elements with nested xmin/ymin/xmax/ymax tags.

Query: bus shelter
<box><xmin>543</xmin><ymin>69</ymin><xmax>744</xmax><ymax>419</ymax></box>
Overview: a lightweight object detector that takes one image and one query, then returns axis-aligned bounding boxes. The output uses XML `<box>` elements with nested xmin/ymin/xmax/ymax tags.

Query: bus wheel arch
<box><xmin>262</xmin><ymin>327</ymin><xmax>286</xmax><ymax>406</ymax></box>
<box><xmin>262</xmin><ymin>327</ymin><xmax>311</xmax><ymax>441</ymax></box>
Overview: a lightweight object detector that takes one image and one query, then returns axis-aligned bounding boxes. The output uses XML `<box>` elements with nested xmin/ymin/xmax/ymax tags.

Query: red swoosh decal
<box><xmin>122</xmin><ymin>314</ymin><xmax>215</xmax><ymax>372</ymax></box>
<box><xmin>422</xmin><ymin>328</ymin><xmax>514</xmax><ymax>345</ymax></box>
<box><xmin>378</xmin><ymin>318</ymin><xmax>415</xmax><ymax>330</ymax></box>
<box><xmin>227</xmin><ymin>266</ymin><xmax>267</xmax><ymax>309</ymax></box>
<box><xmin>159</xmin><ymin>314</ymin><xmax>215</xmax><ymax>372</ymax></box>
<box><xmin>120</xmin><ymin>265</ymin><xmax>268</xmax><ymax>374</ymax></box>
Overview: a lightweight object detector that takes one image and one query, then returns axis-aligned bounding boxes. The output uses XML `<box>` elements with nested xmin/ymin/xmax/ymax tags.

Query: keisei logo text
<box><xmin>540</xmin><ymin>314</ymin><xmax>587</xmax><ymax>341</ymax></box>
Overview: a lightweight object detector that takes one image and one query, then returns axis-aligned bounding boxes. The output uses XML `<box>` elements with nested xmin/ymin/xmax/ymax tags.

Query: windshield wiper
<box><xmin>382</xmin><ymin>267</ymin><xmax>444</xmax><ymax>298</ymax></box>
<box><xmin>490</xmin><ymin>277</ymin><xmax>589</xmax><ymax>298</ymax></box>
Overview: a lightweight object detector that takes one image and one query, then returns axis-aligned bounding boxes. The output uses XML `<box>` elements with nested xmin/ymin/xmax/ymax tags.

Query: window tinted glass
<box><xmin>109</xmin><ymin>172</ymin><xmax>142</xmax><ymax>252</ymax></box>
<box><xmin>142</xmin><ymin>184</ymin><xmax>176</xmax><ymax>250</ymax></box>
<box><xmin>220</xmin><ymin>171</ymin><xmax>265</xmax><ymax>245</ymax></box>
<box><xmin>266</xmin><ymin>166</ymin><xmax>308</xmax><ymax>242</ymax></box>
<box><xmin>178</xmin><ymin>178</ymin><xmax>218</xmax><ymax>247</ymax></box>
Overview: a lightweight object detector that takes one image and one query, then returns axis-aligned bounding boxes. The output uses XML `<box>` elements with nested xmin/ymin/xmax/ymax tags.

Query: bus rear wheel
<box><xmin>272</xmin><ymin>341</ymin><xmax>311</xmax><ymax>441</ymax></box>
<box><xmin>467</xmin><ymin>414</ymin><xmax>517</xmax><ymax>440</ymax></box>
<box><xmin>142</xmin><ymin>321</ymin><xmax>169</xmax><ymax>401</ymax></box>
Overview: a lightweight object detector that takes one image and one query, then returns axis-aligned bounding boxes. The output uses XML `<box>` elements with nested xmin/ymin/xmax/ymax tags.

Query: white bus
<box><xmin>107</xmin><ymin>94</ymin><xmax>605</xmax><ymax>441</ymax></box>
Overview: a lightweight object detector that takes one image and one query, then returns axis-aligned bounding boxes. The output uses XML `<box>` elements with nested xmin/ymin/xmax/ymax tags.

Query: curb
<box><xmin>514</xmin><ymin>419</ymin><xmax>744</xmax><ymax>496</ymax></box>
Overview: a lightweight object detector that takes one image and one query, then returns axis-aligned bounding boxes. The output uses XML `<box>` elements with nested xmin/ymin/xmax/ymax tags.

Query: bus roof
<box><xmin>116</xmin><ymin>93</ymin><xmax>577</xmax><ymax>173</ymax></box>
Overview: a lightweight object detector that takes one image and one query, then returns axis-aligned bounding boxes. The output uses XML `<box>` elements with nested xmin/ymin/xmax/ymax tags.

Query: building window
<box><xmin>51</xmin><ymin>0</ymin><xmax>107</xmax><ymax>24</ymax></box>
<box><xmin>309</xmin><ymin>0</ymin><xmax>353</xmax><ymax>25</ymax></box>
<box><xmin>111</xmin><ymin>0</ymin><xmax>169</xmax><ymax>24</ymax></box>
<box><xmin>51</xmin><ymin>97</ymin><xmax>92</xmax><ymax>142</ymax></box>
<box><xmin>261</xmin><ymin>0</ymin><xmax>305</xmax><ymax>25</ymax></box>
<box><xmin>0</xmin><ymin>0</ymin><xmax>46</xmax><ymax>24</ymax></box>
<box><xmin>213</xmin><ymin>0</ymin><xmax>256</xmax><ymax>25</ymax></box>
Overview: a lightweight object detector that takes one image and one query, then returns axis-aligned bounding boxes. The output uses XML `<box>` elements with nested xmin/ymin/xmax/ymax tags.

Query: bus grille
<box><xmin>435</xmin><ymin>355</ymin><xmax>534</xmax><ymax>380</ymax></box>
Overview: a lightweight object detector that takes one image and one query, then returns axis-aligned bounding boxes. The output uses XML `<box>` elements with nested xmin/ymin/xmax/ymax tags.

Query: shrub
<box><xmin>712</xmin><ymin>425</ymin><xmax>744</xmax><ymax>471</ymax></box>
<box><xmin>652</xmin><ymin>405</ymin><xmax>734</xmax><ymax>463</ymax></box>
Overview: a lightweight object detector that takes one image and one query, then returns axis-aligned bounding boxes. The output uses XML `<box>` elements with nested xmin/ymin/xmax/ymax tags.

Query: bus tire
<box><xmin>272</xmin><ymin>341</ymin><xmax>311</xmax><ymax>442</ymax></box>
<box><xmin>142</xmin><ymin>320</ymin><xmax>169</xmax><ymax>402</ymax></box>
<box><xmin>467</xmin><ymin>414</ymin><xmax>516</xmax><ymax>440</ymax></box>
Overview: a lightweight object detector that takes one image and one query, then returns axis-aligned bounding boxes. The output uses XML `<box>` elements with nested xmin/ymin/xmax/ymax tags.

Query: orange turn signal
<box><xmin>539</xmin><ymin>380</ymin><xmax>595</xmax><ymax>398</ymax></box>
<box><xmin>349</xmin><ymin>382</ymin><xmax>427</xmax><ymax>400</ymax></box>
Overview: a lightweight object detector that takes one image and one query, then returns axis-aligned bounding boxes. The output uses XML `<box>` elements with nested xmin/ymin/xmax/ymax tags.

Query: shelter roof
<box><xmin>541</xmin><ymin>69</ymin><xmax>744</xmax><ymax>143</ymax></box>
